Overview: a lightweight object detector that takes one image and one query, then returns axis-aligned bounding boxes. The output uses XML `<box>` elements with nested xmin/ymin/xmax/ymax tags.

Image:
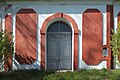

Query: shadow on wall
<box><xmin>13</xmin><ymin>58</ymin><xmax>40</xmax><ymax>70</ymax></box>
<box><xmin>82</xmin><ymin>9</ymin><xmax>103</xmax><ymax>65</ymax></box>
<box><xmin>15</xmin><ymin>54</ymin><xmax>36</xmax><ymax>64</ymax></box>
<box><xmin>15</xmin><ymin>9</ymin><xmax>37</xmax><ymax>65</ymax></box>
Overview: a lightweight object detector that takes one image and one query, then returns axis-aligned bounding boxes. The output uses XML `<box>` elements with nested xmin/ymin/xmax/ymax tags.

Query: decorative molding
<box><xmin>40</xmin><ymin>12</ymin><xmax>79</xmax><ymax>70</ymax></box>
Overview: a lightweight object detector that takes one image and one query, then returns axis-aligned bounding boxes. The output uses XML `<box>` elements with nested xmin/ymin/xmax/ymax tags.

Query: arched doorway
<box><xmin>47</xmin><ymin>21</ymin><xmax>72</xmax><ymax>70</ymax></box>
<box><xmin>40</xmin><ymin>12</ymin><xmax>79</xmax><ymax>70</ymax></box>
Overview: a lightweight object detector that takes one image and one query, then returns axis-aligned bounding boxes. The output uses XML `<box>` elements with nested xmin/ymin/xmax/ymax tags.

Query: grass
<box><xmin>0</xmin><ymin>69</ymin><xmax>120</xmax><ymax>80</ymax></box>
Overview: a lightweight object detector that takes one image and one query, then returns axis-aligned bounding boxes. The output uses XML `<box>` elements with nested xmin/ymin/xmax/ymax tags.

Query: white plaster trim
<box><xmin>12</xmin><ymin>10</ymin><xmax>40</xmax><ymax>70</ymax></box>
<box><xmin>79</xmin><ymin>13</ymin><xmax>82</xmax><ymax>69</ymax></box>
<box><xmin>114</xmin><ymin>17</ymin><xmax>118</xmax><ymax>33</ymax></box>
<box><xmin>13</xmin><ymin>59</ymin><xmax>40</xmax><ymax>70</ymax></box>
<box><xmin>114</xmin><ymin>6</ymin><xmax>119</xmax><ymax>33</ymax></box>
<box><xmin>75</xmin><ymin>5</ymin><xmax>107</xmax><ymax>69</ymax></box>
<box><xmin>37</xmin><ymin>14</ymin><xmax>40</xmax><ymax>70</ymax></box>
<box><xmin>80</xmin><ymin>61</ymin><xmax>107</xmax><ymax>69</ymax></box>
<box><xmin>2</xmin><ymin>16</ymin><xmax>5</xmax><ymax>32</ymax></box>
<box><xmin>103</xmin><ymin>12</ymin><xmax>107</xmax><ymax>45</ymax></box>
<box><xmin>71</xmin><ymin>23</ymin><xmax>74</xmax><ymax>71</ymax></box>
<box><xmin>12</xmin><ymin>14</ymin><xmax>16</xmax><ymax>70</ymax></box>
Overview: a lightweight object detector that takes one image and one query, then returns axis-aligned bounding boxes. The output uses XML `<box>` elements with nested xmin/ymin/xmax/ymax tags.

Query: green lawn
<box><xmin>0</xmin><ymin>69</ymin><xmax>120</xmax><ymax>80</ymax></box>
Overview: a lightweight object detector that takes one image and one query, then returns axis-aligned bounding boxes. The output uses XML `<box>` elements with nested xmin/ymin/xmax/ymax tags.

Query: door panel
<box><xmin>59</xmin><ymin>34</ymin><xmax>71</xmax><ymax>59</ymax></box>
<box><xmin>47</xmin><ymin>21</ymin><xmax>72</xmax><ymax>70</ymax></box>
<box><xmin>47</xmin><ymin>34</ymin><xmax>59</xmax><ymax>70</ymax></box>
<box><xmin>47</xmin><ymin>35</ymin><xmax>58</xmax><ymax>59</ymax></box>
<box><xmin>59</xmin><ymin>34</ymin><xmax>72</xmax><ymax>69</ymax></box>
<box><xmin>47</xmin><ymin>59</ymin><xmax>58</xmax><ymax>70</ymax></box>
<box><xmin>47</xmin><ymin>34</ymin><xmax>72</xmax><ymax>70</ymax></box>
<box><xmin>60</xmin><ymin>40</ymin><xmax>71</xmax><ymax>59</ymax></box>
<box><xmin>59</xmin><ymin>59</ymin><xmax>72</xmax><ymax>70</ymax></box>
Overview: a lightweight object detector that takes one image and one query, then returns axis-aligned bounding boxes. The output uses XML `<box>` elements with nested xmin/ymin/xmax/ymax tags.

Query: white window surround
<box><xmin>12</xmin><ymin>9</ymin><xmax>40</xmax><ymax>70</ymax></box>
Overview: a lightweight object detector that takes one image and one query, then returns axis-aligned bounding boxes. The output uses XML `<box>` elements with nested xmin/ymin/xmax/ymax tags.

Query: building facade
<box><xmin>0</xmin><ymin>0</ymin><xmax>120</xmax><ymax>71</ymax></box>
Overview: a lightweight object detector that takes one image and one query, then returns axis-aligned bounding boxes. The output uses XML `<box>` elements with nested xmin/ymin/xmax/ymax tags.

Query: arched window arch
<box><xmin>40</xmin><ymin>12</ymin><xmax>79</xmax><ymax>70</ymax></box>
<box><xmin>47</xmin><ymin>21</ymin><xmax>72</xmax><ymax>32</ymax></box>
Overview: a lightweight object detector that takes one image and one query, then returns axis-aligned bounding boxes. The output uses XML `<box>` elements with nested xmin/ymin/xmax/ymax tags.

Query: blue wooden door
<box><xmin>47</xmin><ymin>21</ymin><xmax>72</xmax><ymax>70</ymax></box>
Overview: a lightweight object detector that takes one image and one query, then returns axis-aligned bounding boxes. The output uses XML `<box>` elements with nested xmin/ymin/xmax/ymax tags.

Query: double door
<box><xmin>47</xmin><ymin>32</ymin><xmax>72</xmax><ymax>70</ymax></box>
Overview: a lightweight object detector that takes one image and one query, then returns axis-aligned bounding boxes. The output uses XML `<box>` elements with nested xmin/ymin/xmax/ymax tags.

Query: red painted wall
<box><xmin>5</xmin><ymin>14</ymin><xmax>12</xmax><ymax>71</ymax></box>
<box><xmin>15</xmin><ymin>9</ymin><xmax>37</xmax><ymax>64</ymax></box>
<box><xmin>5</xmin><ymin>14</ymin><xmax>12</xmax><ymax>33</ymax></box>
<box><xmin>106</xmin><ymin>5</ymin><xmax>113</xmax><ymax>69</ymax></box>
<box><xmin>82</xmin><ymin>9</ymin><xmax>103</xmax><ymax>65</ymax></box>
